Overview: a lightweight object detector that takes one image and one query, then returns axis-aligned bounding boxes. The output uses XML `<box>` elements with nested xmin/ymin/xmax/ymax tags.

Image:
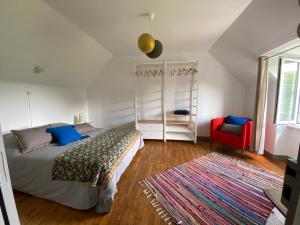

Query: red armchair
<box><xmin>210</xmin><ymin>117</ymin><xmax>253</xmax><ymax>157</ymax></box>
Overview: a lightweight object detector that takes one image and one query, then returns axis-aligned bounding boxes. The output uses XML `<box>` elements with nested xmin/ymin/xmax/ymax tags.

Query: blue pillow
<box><xmin>46</xmin><ymin>125</ymin><xmax>82</xmax><ymax>146</ymax></box>
<box><xmin>174</xmin><ymin>110</ymin><xmax>190</xmax><ymax>115</ymax></box>
<box><xmin>226</xmin><ymin>115</ymin><xmax>249</xmax><ymax>126</ymax></box>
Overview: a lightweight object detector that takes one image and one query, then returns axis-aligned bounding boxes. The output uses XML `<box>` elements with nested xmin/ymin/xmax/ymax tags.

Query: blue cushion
<box><xmin>46</xmin><ymin>125</ymin><xmax>82</xmax><ymax>146</ymax></box>
<box><xmin>226</xmin><ymin>115</ymin><xmax>249</xmax><ymax>126</ymax></box>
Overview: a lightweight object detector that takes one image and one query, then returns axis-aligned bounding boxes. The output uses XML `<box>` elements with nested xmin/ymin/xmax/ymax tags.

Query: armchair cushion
<box><xmin>220</xmin><ymin>123</ymin><xmax>242</xmax><ymax>135</ymax></box>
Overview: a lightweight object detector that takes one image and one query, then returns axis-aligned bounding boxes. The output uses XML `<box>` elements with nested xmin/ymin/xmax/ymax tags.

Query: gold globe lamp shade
<box><xmin>138</xmin><ymin>33</ymin><xmax>155</xmax><ymax>53</ymax></box>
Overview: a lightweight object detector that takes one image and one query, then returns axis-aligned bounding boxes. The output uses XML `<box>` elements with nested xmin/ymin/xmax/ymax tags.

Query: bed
<box><xmin>3</xmin><ymin>126</ymin><xmax>144</xmax><ymax>213</ymax></box>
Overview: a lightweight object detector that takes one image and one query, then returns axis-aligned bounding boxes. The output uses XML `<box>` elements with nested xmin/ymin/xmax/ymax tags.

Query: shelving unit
<box><xmin>134</xmin><ymin>61</ymin><xmax>199</xmax><ymax>143</ymax></box>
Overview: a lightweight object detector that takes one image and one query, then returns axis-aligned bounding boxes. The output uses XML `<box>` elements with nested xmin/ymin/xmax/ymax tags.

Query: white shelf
<box><xmin>166</xmin><ymin>125</ymin><xmax>193</xmax><ymax>133</ymax></box>
<box><xmin>166</xmin><ymin>133</ymin><xmax>194</xmax><ymax>141</ymax></box>
<box><xmin>166</xmin><ymin>120</ymin><xmax>194</xmax><ymax>126</ymax></box>
<box><xmin>166</xmin><ymin>113</ymin><xmax>196</xmax><ymax>117</ymax></box>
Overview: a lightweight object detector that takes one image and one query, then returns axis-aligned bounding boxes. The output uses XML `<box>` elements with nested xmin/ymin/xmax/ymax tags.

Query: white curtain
<box><xmin>258</xmin><ymin>94</ymin><xmax>268</xmax><ymax>155</ymax></box>
<box><xmin>255</xmin><ymin>56</ymin><xmax>269</xmax><ymax>155</ymax></box>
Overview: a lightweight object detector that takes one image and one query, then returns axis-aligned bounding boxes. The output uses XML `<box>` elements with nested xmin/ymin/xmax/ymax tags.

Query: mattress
<box><xmin>3</xmin><ymin>128</ymin><xmax>144</xmax><ymax>212</ymax></box>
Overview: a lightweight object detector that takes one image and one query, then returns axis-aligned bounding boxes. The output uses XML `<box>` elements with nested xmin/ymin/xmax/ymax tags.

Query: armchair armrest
<box><xmin>240</xmin><ymin>120</ymin><xmax>253</xmax><ymax>149</ymax></box>
<box><xmin>210</xmin><ymin>117</ymin><xmax>225</xmax><ymax>137</ymax></box>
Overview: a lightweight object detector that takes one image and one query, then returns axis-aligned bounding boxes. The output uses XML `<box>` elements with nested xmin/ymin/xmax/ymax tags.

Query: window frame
<box><xmin>274</xmin><ymin>57</ymin><xmax>300</xmax><ymax>125</ymax></box>
<box><xmin>298</xmin><ymin>93</ymin><xmax>300</xmax><ymax>124</ymax></box>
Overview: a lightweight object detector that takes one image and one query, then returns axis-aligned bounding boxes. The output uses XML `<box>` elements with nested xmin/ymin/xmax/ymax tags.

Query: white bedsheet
<box><xmin>3</xmin><ymin>130</ymin><xmax>144</xmax><ymax>213</ymax></box>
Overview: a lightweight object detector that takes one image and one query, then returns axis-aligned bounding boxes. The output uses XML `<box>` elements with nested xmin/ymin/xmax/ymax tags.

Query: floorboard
<box><xmin>14</xmin><ymin>140</ymin><xmax>286</xmax><ymax>225</ymax></box>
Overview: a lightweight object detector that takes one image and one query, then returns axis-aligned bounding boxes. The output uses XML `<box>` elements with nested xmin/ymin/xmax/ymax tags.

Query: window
<box><xmin>275</xmin><ymin>58</ymin><xmax>300</xmax><ymax>124</ymax></box>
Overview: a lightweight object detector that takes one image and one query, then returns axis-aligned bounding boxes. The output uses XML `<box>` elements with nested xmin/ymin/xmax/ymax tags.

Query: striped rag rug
<box><xmin>140</xmin><ymin>153</ymin><xmax>283</xmax><ymax>225</ymax></box>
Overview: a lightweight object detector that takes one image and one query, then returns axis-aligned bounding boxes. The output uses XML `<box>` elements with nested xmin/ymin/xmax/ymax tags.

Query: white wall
<box><xmin>87</xmin><ymin>58</ymin><xmax>135</xmax><ymax>129</ymax></box>
<box><xmin>276</xmin><ymin>126</ymin><xmax>300</xmax><ymax>159</ymax></box>
<box><xmin>197</xmin><ymin>52</ymin><xmax>246</xmax><ymax>136</ymax></box>
<box><xmin>0</xmin><ymin>81</ymin><xmax>88</xmax><ymax>133</ymax></box>
<box><xmin>87</xmin><ymin>51</ymin><xmax>246</xmax><ymax>137</ymax></box>
<box><xmin>244</xmin><ymin>84</ymin><xmax>257</xmax><ymax>118</ymax></box>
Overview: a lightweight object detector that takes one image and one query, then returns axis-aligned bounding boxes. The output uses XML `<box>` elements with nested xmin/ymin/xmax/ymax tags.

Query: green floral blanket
<box><xmin>52</xmin><ymin>127</ymin><xmax>141</xmax><ymax>187</ymax></box>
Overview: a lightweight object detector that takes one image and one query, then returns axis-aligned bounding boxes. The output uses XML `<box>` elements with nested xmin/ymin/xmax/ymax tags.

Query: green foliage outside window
<box><xmin>278</xmin><ymin>70</ymin><xmax>297</xmax><ymax>121</ymax></box>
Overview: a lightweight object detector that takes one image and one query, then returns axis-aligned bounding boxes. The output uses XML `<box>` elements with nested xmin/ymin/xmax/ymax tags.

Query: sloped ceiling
<box><xmin>0</xmin><ymin>0</ymin><xmax>253</xmax><ymax>89</ymax></box>
<box><xmin>0</xmin><ymin>0</ymin><xmax>112</xmax><ymax>89</ymax></box>
<box><xmin>45</xmin><ymin>0</ymin><xmax>252</xmax><ymax>56</ymax></box>
<box><xmin>210</xmin><ymin>0</ymin><xmax>300</xmax><ymax>85</ymax></box>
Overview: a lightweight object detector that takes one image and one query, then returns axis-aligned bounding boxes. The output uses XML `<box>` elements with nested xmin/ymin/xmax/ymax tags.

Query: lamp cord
<box><xmin>27</xmin><ymin>91</ymin><xmax>33</xmax><ymax>128</ymax></box>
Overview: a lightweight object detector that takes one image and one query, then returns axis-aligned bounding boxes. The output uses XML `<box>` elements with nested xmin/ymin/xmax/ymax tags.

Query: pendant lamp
<box><xmin>146</xmin><ymin>40</ymin><xmax>163</xmax><ymax>59</ymax></box>
<box><xmin>138</xmin><ymin>33</ymin><xmax>155</xmax><ymax>53</ymax></box>
<box><xmin>137</xmin><ymin>12</ymin><xmax>163</xmax><ymax>59</ymax></box>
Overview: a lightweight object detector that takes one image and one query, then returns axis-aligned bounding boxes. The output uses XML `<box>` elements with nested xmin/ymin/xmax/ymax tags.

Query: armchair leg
<box><xmin>241</xmin><ymin>148</ymin><xmax>244</xmax><ymax>158</ymax></box>
<box><xmin>210</xmin><ymin>141</ymin><xmax>213</xmax><ymax>150</ymax></box>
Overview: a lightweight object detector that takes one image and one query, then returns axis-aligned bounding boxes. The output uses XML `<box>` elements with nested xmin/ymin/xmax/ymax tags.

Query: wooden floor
<box><xmin>14</xmin><ymin>140</ymin><xmax>286</xmax><ymax>225</ymax></box>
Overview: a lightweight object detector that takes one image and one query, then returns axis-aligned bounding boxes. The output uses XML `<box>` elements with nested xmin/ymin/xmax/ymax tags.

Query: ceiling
<box><xmin>1</xmin><ymin>0</ymin><xmax>298</xmax><ymax>90</ymax></box>
<box><xmin>210</xmin><ymin>0</ymin><xmax>300</xmax><ymax>85</ymax></box>
<box><xmin>45</xmin><ymin>0</ymin><xmax>252</xmax><ymax>56</ymax></box>
<box><xmin>0</xmin><ymin>0</ymin><xmax>112</xmax><ymax>89</ymax></box>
